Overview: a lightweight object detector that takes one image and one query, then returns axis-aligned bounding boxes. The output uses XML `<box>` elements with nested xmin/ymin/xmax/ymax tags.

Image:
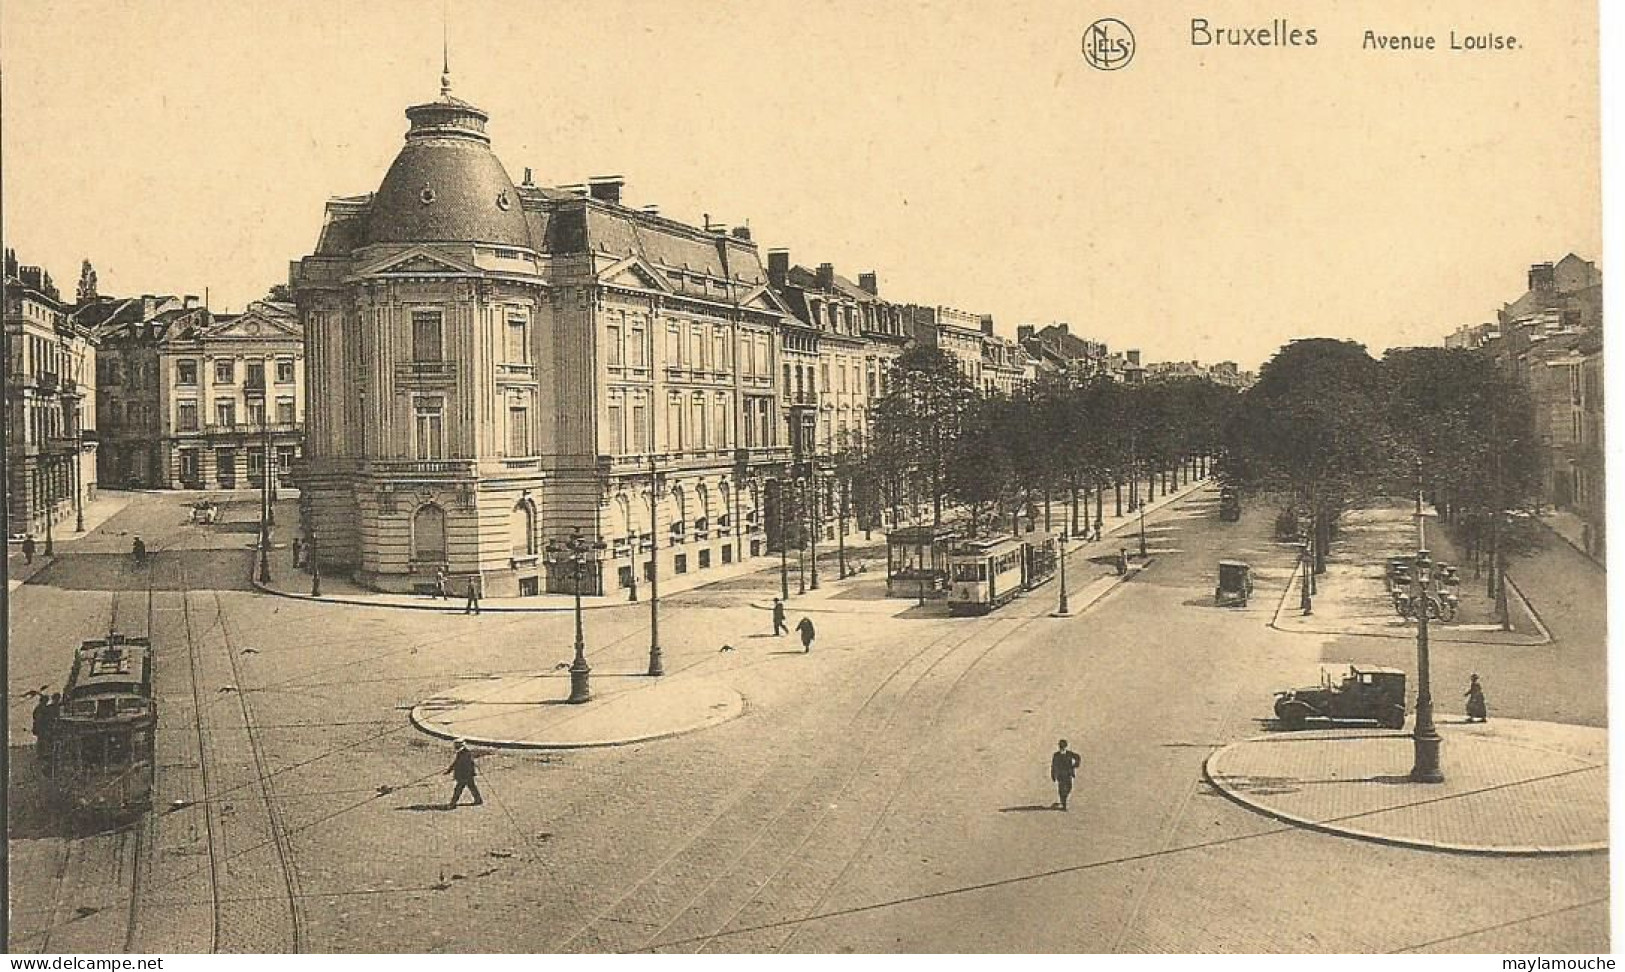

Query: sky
<box><xmin>0</xmin><ymin>0</ymin><xmax>1600</xmax><ymax>372</ymax></box>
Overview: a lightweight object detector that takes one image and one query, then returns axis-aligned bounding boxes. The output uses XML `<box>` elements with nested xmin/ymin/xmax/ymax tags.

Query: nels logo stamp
<box><xmin>1083</xmin><ymin>18</ymin><xmax>1134</xmax><ymax>70</ymax></box>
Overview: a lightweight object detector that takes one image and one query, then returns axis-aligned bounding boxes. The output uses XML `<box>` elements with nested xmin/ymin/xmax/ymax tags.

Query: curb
<box><xmin>1202</xmin><ymin>735</ymin><xmax>1607</xmax><ymax>857</ymax></box>
<box><xmin>407</xmin><ymin>680</ymin><xmax>749</xmax><ymax>751</ymax></box>
<box><xmin>1536</xmin><ymin>517</ymin><xmax>1606</xmax><ymax>572</ymax></box>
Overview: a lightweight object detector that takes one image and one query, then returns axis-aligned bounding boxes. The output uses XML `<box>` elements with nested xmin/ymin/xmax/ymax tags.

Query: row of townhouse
<box><xmin>3</xmin><ymin>251</ymin><xmax>98</xmax><ymax>540</ymax></box>
<box><xmin>1444</xmin><ymin>254</ymin><xmax>1604</xmax><ymax>556</ymax></box>
<box><xmin>291</xmin><ymin>76</ymin><xmax>1158</xmax><ymax>597</ymax></box>
<box><xmin>81</xmin><ymin>295</ymin><xmax>306</xmax><ymax>492</ymax></box>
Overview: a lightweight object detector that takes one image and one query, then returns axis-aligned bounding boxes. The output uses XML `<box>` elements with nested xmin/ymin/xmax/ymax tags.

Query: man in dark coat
<box><xmin>464</xmin><ymin>576</ymin><xmax>482</xmax><ymax>615</ymax></box>
<box><xmin>1051</xmin><ymin>739</ymin><xmax>1082</xmax><ymax>810</ymax></box>
<box><xmin>31</xmin><ymin>693</ymin><xmax>51</xmax><ymax>760</ymax></box>
<box><xmin>445</xmin><ymin>739</ymin><xmax>483</xmax><ymax>807</ymax></box>
<box><xmin>796</xmin><ymin>616</ymin><xmax>816</xmax><ymax>652</ymax></box>
<box><xmin>21</xmin><ymin>535</ymin><xmax>35</xmax><ymax>565</ymax></box>
<box><xmin>1465</xmin><ymin>674</ymin><xmax>1488</xmax><ymax>723</ymax></box>
<box><xmin>771</xmin><ymin>597</ymin><xmax>788</xmax><ymax>636</ymax></box>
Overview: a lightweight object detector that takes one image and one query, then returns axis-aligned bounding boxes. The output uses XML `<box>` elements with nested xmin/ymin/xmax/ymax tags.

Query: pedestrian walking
<box><xmin>436</xmin><ymin>566</ymin><xmax>452</xmax><ymax>601</ymax></box>
<box><xmin>444</xmin><ymin>739</ymin><xmax>483</xmax><ymax>808</ymax></box>
<box><xmin>132</xmin><ymin>537</ymin><xmax>147</xmax><ymax>566</ymax></box>
<box><xmin>21</xmin><ymin>535</ymin><xmax>35</xmax><ymax>565</ymax></box>
<box><xmin>1051</xmin><ymin>739</ymin><xmax>1082</xmax><ymax>811</ymax></box>
<box><xmin>1116</xmin><ymin>547</ymin><xmax>1129</xmax><ymax>576</ymax></box>
<box><xmin>464</xmin><ymin>576</ymin><xmax>482</xmax><ymax>615</ymax></box>
<box><xmin>1464</xmin><ymin>674</ymin><xmax>1488</xmax><ymax>723</ymax></box>
<box><xmin>771</xmin><ymin>597</ymin><xmax>788</xmax><ymax>636</ymax></box>
<box><xmin>292</xmin><ymin>537</ymin><xmax>303</xmax><ymax>568</ymax></box>
<box><xmin>31</xmin><ymin>694</ymin><xmax>51</xmax><ymax>760</ymax></box>
<box><xmin>796</xmin><ymin>616</ymin><xmax>816</xmax><ymax>653</ymax></box>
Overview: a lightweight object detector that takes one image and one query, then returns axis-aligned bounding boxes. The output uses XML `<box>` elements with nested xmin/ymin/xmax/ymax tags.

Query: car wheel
<box><xmin>1274</xmin><ymin>699</ymin><xmax>1310</xmax><ymax>727</ymax></box>
<box><xmin>1381</xmin><ymin>705</ymin><xmax>1406</xmax><ymax>730</ymax></box>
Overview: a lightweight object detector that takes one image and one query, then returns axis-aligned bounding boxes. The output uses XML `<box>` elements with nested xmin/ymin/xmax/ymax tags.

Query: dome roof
<box><xmin>363</xmin><ymin>95</ymin><xmax>533</xmax><ymax>249</ymax></box>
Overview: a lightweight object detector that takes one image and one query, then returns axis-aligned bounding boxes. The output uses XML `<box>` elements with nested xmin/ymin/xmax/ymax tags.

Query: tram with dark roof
<box><xmin>45</xmin><ymin>634</ymin><xmax>157</xmax><ymax>819</ymax></box>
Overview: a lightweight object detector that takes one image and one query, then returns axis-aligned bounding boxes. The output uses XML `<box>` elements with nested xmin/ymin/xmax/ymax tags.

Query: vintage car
<box><xmin>1273</xmin><ymin>664</ymin><xmax>1407</xmax><ymax>729</ymax></box>
<box><xmin>1214</xmin><ymin>560</ymin><xmax>1253</xmax><ymax>607</ymax></box>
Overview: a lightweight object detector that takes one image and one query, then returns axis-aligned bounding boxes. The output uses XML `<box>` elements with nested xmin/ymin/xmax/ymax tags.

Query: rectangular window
<box><xmin>177</xmin><ymin>402</ymin><xmax>199</xmax><ymax>432</ymax></box>
<box><xmin>714</xmin><ymin>399</ymin><xmax>728</xmax><ymax>449</ymax></box>
<box><xmin>246</xmin><ymin>361</ymin><xmax>266</xmax><ymax>391</ymax></box>
<box><xmin>821</xmin><ymin>362</ymin><xmax>831</xmax><ymax>391</ymax></box>
<box><xmin>668</xmin><ymin>323</ymin><xmax>682</xmax><ymax>366</ymax></box>
<box><xmin>506</xmin><ymin>314</ymin><xmax>529</xmax><ymax>364</ymax></box>
<box><xmin>743</xmin><ymin>398</ymin><xmax>757</xmax><ymax>448</ymax></box>
<box><xmin>276</xmin><ymin>399</ymin><xmax>296</xmax><ymax>424</ymax></box>
<box><xmin>277</xmin><ymin>445</ymin><xmax>297</xmax><ymax>473</ymax></box>
<box><xmin>247</xmin><ymin>400</ymin><xmax>266</xmax><ymax>426</ymax></box>
<box><xmin>413</xmin><ymin>310</ymin><xmax>443</xmax><ymax>362</ymax></box>
<box><xmin>214</xmin><ymin>360</ymin><xmax>235</xmax><ymax>384</ymax></box>
<box><xmin>608</xmin><ymin>403</ymin><xmax>625</xmax><ymax>454</ymax></box>
<box><xmin>607</xmin><ymin>321</ymin><xmax>623</xmax><ymax>367</ymax></box>
<box><xmin>276</xmin><ymin>358</ymin><xmax>295</xmax><ymax>383</ymax></box>
<box><xmin>632</xmin><ymin>402</ymin><xmax>649</xmax><ymax>452</ymax></box>
<box><xmin>694</xmin><ymin>324</ymin><xmax>707</xmax><ymax>369</ymax></box>
<box><xmin>715</xmin><ymin>331</ymin><xmax>727</xmax><ymax>371</ymax></box>
<box><xmin>177</xmin><ymin>360</ymin><xmax>198</xmax><ymax>385</ymax></box>
<box><xmin>668</xmin><ymin>397</ymin><xmax>683</xmax><ymax>450</ymax></box>
<box><xmin>509</xmin><ymin>403</ymin><xmax>531</xmax><ymax>456</ymax></box>
<box><xmin>216</xmin><ymin>448</ymin><xmax>237</xmax><ymax>487</ymax></box>
<box><xmin>415</xmin><ymin>399</ymin><xmax>445</xmax><ymax>460</ymax></box>
<box><xmin>215</xmin><ymin>400</ymin><xmax>236</xmax><ymax>427</ymax></box>
<box><xmin>247</xmin><ymin>448</ymin><xmax>265</xmax><ymax>477</ymax></box>
<box><xmin>693</xmin><ymin>398</ymin><xmax>707</xmax><ymax>449</ymax></box>
<box><xmin>629</xmin><ymin>323</ymin><xmax>647</xmax><ymax>367</ymax></box>
<box><xmin>178</xmin><ymin>449</ymin><xmax>199</xmax><ymax>482</ymax></box>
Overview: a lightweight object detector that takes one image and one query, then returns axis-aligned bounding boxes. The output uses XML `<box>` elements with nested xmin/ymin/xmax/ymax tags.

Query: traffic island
<box><xmin>410</xmin><ymin>671</ymin><xmax>746</xmax><ymax>749</ymax></box>
<box><xmin>1204</xmin><ymin>718</ymin><xmax>1606</xmax><ymax>855</ymax></box>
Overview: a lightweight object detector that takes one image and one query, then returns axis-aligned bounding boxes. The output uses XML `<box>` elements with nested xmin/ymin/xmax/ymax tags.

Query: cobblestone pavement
<box><xmin>1206</xmin><ymin>720</ymin><xmax>1607</xmax><ymax>853</ymax></box>
<box><xmin>6</xmin><ymin>483</ymin><xmax>1606</xmax><ymax>953</ymax></box>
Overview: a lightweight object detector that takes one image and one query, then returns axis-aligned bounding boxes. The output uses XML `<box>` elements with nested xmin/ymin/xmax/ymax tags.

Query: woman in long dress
<box><xmin>1465</xmin><ymin>674</ymin><xmax>1488</xmax><ymax>723</ymax></box>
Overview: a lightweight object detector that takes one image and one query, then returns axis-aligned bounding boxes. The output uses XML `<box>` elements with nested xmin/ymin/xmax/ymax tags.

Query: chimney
<box><xmin>767</xmin><ymin>249</ymin><xmax>790</xmax><ymax>289</ymax></box>
<box><xmin>1017</xmin><ymin>324</ymin><xmax>1035</xmax><ymax>342</ymax></box>
<box><xmin>730</xmin><ymin>225</ymin><xmax>752</xmax><ymax>241</ymax></box>
<box><xmin>1528</xmin><ymin>262</ymin><xmax>1556</xmax><ymax>293</ymax></box>
<box><xmin>979</xmin><ymin>314</ymin><xmax>995</xmax><ymax>336</ymax></box>
<box><xmin>816</xmin><ymin>262</ymin><xmax>835</xmax><ymax>289</ymax></box>
<box><xmin>587</xmin><ymin>176</ymin><xmax>624</xmax><ymax>205</ymax></box>
<box><xmin>1127</xmin><ymin>349</ymin><xmax>1141</xmax><ymax>366</ymax></box>
<box><xmin>183</xmin><ymin>294</ymin><xmax>199</xmax><ymax>309</ymax></box>
<box><xmin>522</xmin><ymin>167</ymin><xmax>534</xmax><ymax>186</ymax></box>
<box><xmin>858</xmin><ymin>271</ymin><xmax>878</xmax><ymax>295</ymax></box>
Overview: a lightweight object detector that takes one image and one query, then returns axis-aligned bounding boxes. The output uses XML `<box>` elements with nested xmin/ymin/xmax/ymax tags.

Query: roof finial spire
<box><xmin>440</xmin><ymin>2</ymin><xmax>452</xmax><ymax>98</ymax></box>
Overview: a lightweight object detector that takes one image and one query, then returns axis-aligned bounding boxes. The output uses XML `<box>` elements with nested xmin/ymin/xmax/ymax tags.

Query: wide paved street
<box><xmin>7</xmin><ymin>486</ymin><xmax>1606</xmax><ymax>953</ymax></box>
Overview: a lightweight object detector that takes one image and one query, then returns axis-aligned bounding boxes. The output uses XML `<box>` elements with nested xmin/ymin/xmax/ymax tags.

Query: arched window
<box><xmin>412</xmin><ymin>504</ymin><xmax>447</xmax><ymax>563</ymax></box>
<box><xmin>510</xmin><ymin>500</ymin><xmax>536</xmax><ymax>557</ymax></box>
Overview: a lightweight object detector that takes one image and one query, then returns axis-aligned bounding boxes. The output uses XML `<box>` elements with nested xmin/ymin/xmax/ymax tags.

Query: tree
<box><xmin>870</xmin><ymin>347</ymin><xmax>979</xmax><ymax>527</ymax></box>
<box><xmin>266</xmin><ymin>283</ymin><xmax>293</xmax><ymax>303</ymax></box>
<box><xmin>1224</xmin><ymin>339</ymin><xmax>1391</xmax><ymax>572</ymax></box>
<box><xmin>76</xmin><ymin>259</ymin><xmax>98</xmax><ymax>304</ymax></box>
<box><xmin>947</xmin><ymin>395</ymin><xmax>1020</xmax><ymax>537</ymax></box>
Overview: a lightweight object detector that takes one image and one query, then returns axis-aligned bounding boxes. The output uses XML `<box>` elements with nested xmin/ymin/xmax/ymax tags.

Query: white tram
<box><xmin>45</xmin><ymin>634</ymin><xmax>157</xmax><ymax>819</ymax></box>
<box><xmin>946</xmin><ymin>534</ymin><xmax>1059</xmax><ymax>615</ymax></box>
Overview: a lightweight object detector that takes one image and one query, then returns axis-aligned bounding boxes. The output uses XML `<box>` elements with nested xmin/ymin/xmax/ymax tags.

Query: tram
<box><xmin>44</xmin><ymin>633</ymin><xmax>157</xmax><ymax>819</ymax></box>
<box><xmin>946</xmin><ymin>534</ymin><xmax>1058</xmax><ymax>615</ymax></box>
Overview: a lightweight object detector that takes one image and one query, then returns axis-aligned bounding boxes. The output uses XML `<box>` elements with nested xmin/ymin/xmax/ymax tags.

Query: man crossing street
<box><xmin>1051</xmin><ymin>739</ymin><xmax>1082</xmax><ymax>811</ymax></box>
<box><xmin>771</xmin><ymin>597</ymin><xmax>788</xmax><ymax>636</ymax></box>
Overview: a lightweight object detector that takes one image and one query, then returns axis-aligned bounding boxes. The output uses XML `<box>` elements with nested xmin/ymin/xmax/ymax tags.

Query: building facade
<box><xmin>5</xmin><ymin>253</ymin><xmax>98</xmax><ymax>539</ymax></box>
<box><xmin>293</xmin><ymin>79</ymin><xmax>795</xmax><ymax>595</ymax></box>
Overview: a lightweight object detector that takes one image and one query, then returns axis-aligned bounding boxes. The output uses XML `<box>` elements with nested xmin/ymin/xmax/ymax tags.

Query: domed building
<box><xmin>293</xmin><ymin>76</ymin><xmax>795</xmax><ymax>595</ymax></box>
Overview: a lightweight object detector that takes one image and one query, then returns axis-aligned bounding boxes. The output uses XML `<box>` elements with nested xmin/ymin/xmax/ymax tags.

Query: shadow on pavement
<box><xmin>998</xmin><ymin>804</ymin><xmax>1062</xmax><ymax>813</ymax></box>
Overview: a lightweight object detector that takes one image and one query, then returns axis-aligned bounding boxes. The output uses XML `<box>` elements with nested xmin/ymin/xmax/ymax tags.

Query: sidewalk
<box><xmin>1540</xmin><ymin>509</ymin><xmax>1605</xmax><ymax>570</ymax></box>
<box><xmin>6</xmin><ymin>492</ymin><xmax>136</xmax><ymax>592</ymax></box>
<box><xmin>1205</xmin><ymin>718</ymin><xmax>1606</xmax><ymax>855</ymax></box>
<box><xmin>1269</xmin><ymin>506</ymin><xmax>1549</xmax><ymax>647</ymax></box>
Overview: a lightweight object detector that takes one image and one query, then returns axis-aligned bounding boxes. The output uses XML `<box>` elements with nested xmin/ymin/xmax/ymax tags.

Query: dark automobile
<box><xmin>1215</xmin><ymin>560</ymin><xmax>1253</xmax><ymax>607</ymax></box>
<box><xmin>1273</xmin><ymin>664</ymin><xmax>1407</xmax><ymax>729</ymax></box>
<box><xmin>1219</xmin><ymin>487</ymin><xmax>1241</xmax><ymax>522</ymax></box>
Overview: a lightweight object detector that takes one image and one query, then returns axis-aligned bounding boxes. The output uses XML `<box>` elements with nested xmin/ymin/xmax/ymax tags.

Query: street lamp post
<box><xmin>1056</xmin><ymin>534</ymin><xmax>1070</xmax><ymax>616</ymax></box>
<box><xmin>549</xmin><ymin>527</ymin><xmax>606</xmax><ymax>702</ymax></box>
<box><xmin>1409</xmin><ymin>548</ymin><xmax>1444</xmax><ymax>782</ymax></box>
<box><xmin>258</xmin><ymin>413</ymin><xmax>273</xmax><ymax>584</ymax></box>
<box><xmin>796</xmin><ymin>477</ymin><xmax>807</xmax><ymax>595</ymax></box>
<box><xmin>776</xmin><ymin>480</ymin><xmax>789</xmax><ymax>600</ymax></box>
<box><xmin>809</xmin><ymin>471</ymin><xmax>820</xmax><ymax>591</ymax></box>
<box><xmin>1299</xmin><ymin>542</ymin><xmax>1312</xmax><ymax>615</ymax></box>
<box><xmin>647</xmin><ymin>454</ymin><xmax>663</xmax><ymax>676</ymax></box>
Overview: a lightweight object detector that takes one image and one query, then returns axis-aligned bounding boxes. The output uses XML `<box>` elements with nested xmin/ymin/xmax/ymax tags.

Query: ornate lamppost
<box><xmin>548</xmin><ymin>526</ymin><xmax>606</xmax><ymax>703</ymax></box>
<box><xmin>1299</xmin><ymin>541</ymin><xmax>1312</xmax><ymax>616</ymax></box>
<box><xmin>1409</xmin><ymin>548</ymin><xmax>1444</xmax><ymax>782</ymax></box>
<box><xmin>647</xmin><ymin>454</ymin><xmax>663</xmax><ymax>676</ymax></box>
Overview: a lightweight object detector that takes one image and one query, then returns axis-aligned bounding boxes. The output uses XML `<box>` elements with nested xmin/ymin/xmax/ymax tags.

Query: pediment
<box><xmin>199</xmin><ymin>312</ymin><xmax>301</xmax><ymax>341</ymax></box>
<box><xmin>739</xmin><ymin>284</ymin><xmax>792</xmax><ymax>315</ymax></box>
<box><xmin>357</xmin><ymin>247</ymin><xmax>482</xmax><ymax>278</ymax></box>
<box><xmin>597</xmin><ymin>255</ymin><xmax>672</xmax><ymax>293</ymax></box>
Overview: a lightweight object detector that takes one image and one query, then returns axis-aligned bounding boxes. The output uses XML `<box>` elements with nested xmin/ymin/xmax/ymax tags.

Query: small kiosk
<box><xmin>886</xmin><ymin>525</ymin><xmax>959</xmax><ymax>598</ymax></box>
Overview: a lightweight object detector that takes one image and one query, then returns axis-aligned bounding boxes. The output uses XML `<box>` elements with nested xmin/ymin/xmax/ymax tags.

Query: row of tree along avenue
<box><xmin>1220</xmin><ymin>338</ymin><xmax>1542</xmax><ymax>621</ymax></box>
<box><xmin>849</xmin><ymin>347</ymin><xmax>1239</xmax><ymax>540</ymax></box>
